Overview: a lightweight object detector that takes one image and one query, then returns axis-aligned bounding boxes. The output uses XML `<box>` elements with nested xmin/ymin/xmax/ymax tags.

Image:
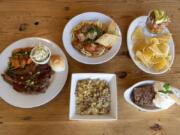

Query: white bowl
<box><xmin>127</xmin><ymin>16</ymin><xmax>175</xmax><ymax>74</ymax></box>
<box><xmin>30</xmin><ymin>45</ymin><xmax>51</xmax><ymax>65</ymax></box>
<box><xmin>63</xmin><ymin>12</ymin><xmax>122</xmax><ymax>65</ymax></box>
<box><xmin>69</xmin><ymin>73</ymin><xmax>118</xmax><ymax>120</ymax></box>
<box><xmin>124</xmin><ymin>80</ymin><xmax>180</xmax><ymax>112</ymax></box>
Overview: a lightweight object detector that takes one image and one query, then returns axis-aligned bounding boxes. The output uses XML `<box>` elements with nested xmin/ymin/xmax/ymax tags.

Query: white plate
<box><xmin>0</xmin><ymin>37</ymin><xmax>68</xmax><ymax>108</ymax></box>
<box><xmin>63</xmin><ymin>12</ymin><xmax>122</xmax><ymax>64</ymax></box>
<box><xmin>69</xmin><ymin>73</ymin><xmax>118</xmax><ymax>120</ymax></box>
<box><xmin>127</xmin><ymin>16</ymin><xmax>175</xmax><ymax>74</ymax></box>
<box><xmin>124</xmin><ymin>80</ymin><xmax>180</xmax><ymax>112</ymax></box>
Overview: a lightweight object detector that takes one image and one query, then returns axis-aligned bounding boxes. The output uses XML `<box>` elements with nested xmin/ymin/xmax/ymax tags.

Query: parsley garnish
<box><xmin>162</xmin><ymin>83</ymin><xmax>172</xmax><ymax>94</ymax></box>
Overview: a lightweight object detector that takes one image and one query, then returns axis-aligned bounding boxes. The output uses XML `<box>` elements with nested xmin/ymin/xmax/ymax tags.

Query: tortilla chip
<box><xmin>132</xmin><ymin>26</ymin><xmax>145</xmax><ymax>42</ymax></box>
<box><xmin>136</xmin><ymin>51</ymin><xmax>149</xmax><ymax>67</ymax></box>
<box><xmin>107</xmin><ymin>20</ymin><xmax>120</xmax><ymax>36</ymax></box>
<box><xmin>156</xmin><ymin>33</ymin><xmax>172</xmax><ymax>44</ymax></box>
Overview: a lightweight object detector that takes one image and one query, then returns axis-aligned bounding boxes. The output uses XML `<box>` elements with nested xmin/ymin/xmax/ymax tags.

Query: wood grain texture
<box><xmin>0</xmin><ymin>0</ymin><xmax>180</xmax><ymax>135</ymax></box>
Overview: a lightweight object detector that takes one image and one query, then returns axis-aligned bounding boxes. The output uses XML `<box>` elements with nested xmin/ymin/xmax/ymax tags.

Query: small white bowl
<box><xmin>124</xmin><ymin>80</ymin><xmax>180</xmax><ymax>112</ymax></box>
<box><xmin>63</xmin><ymin>12</ymin><xmax>122</xmax><ymax>65</ymax></box>
<box><xmin>127</xmin><ymin>16</ymin><xmax>175</xmax><ymax>74</ymax></box>
<box><xmin>69</xmin><ymin>73</ymin><xmax>118</xmax><ymax>121</ymax></box>
<box><xmin>30</xmin><ymin>45</ymin><xmax>51</xmax><ymax>65</ymax></box>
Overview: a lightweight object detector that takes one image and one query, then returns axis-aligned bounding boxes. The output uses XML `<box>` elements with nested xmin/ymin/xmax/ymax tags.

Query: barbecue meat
<box><xmin>2</xmin><ymin>63</ymin><xmax>53</xmax><ymax>94</ymax></box>
<box><xmin>131</xmin><ymin>85</ymin><xmax>156</xmax><ymax>108</ymax></box>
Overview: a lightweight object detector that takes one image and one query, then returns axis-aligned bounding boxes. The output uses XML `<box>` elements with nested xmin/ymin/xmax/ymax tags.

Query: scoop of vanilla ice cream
<box><xmin>153</xmin><ymin>92</ymin><xmax>176</xmax><ymax>109</ymax></box>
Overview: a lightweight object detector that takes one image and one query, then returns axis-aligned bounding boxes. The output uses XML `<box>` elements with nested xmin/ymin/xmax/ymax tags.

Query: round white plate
<box><xmin>0</xmin><ymin>37</ymin><xmax>68</xmax><ymax>108</ymax></box>
<box><xmin>62</xmin><ymin>12</ymin><xmax>122</xmax><ymax>64</ymax></box>
<box><xmin>127</xmin><ymin>16</ymin><xmax>175</xmax><ymax>74</ymax></box>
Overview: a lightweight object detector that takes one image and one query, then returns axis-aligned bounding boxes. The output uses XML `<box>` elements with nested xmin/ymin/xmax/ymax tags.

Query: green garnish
<box><xmin>25</xmin><ymin>79</ymin><xmax>35</xmax><ymax>86</ymax></box>
<box><xmin>12</xmin><ymin>50</ymin><xmax>31</xmax><ymax>58</ymax></box>
<box><xmin>87</xmin><ymin>27</ymin><xmax>97</xmax><ymax>33</ymax></box>
<box><xmin>162</xmin><ymin>83</ymin><xmax>172</xmax><ymax>94</ymax></box>
<box><xmin>84</xmin><ymin>38</ymin><xmax>94</xmax><ymax>44</ymax></box>
<box><xmin>7</xmin><ymin>61</ymin><xmax>14</xmax><ymax>71</ymax></box>
<box><xmin>86</xmin><ymin>26</ymin><xmax>104</xmax><ymax>39</ymax></box>
<box><xmin>95</xmin><ymin>27</ymin><xmax>104</xmax><ymax>37</ymax></box>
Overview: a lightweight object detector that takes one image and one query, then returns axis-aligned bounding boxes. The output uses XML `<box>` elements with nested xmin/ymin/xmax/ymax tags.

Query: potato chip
<box><xmin>136</xmin><ymin>51</ymin><xmax>149</xmax><ymax>67</ymax></box>
<box><xmin>157</xmin><ymin>43</ymin><xmax>169</xmax><ymax>57</ymax></box>
<box><xmin>143</xmin><ymin>48</ymin><xmax>154</xmax><ymax>61</ymax></box>
<box><xmin>132</xmin><ymin>26</ymin><xmax>171</xmax><ymax>71</ymax></box>
<box><xmin>152</xmin><ymin>57</ymin><xmax>168</xmax><ymax>71</ymax></box>
<box><xmin>149</xmin><ymin>44</ymin><xmax>164</xmax><ymax>57</ymax></box>
<box><xmin>156</xmin><ymin>33</ymin><xmax>171</xmax><ymax>44</ymax></box>
<box><xmin>132</xmin><ymin>26</ymin><xmax>145</xmax><ymax>42</ymax></box>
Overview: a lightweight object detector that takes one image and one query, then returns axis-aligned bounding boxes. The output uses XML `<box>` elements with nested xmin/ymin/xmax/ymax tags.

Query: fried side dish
<box><xmin>132</xmin><ymin>26</ymin><xmax>172</xmax><ymax>71</ymax></box>
<box><xmin>2</xmin><ymin>48</ymin><xmax>53</xmax><ymax>93</ymax></box>
<box><xmin>76</xmin><ymin>79</ymin><xmax>111</xmax><ymax>115</ymax></box>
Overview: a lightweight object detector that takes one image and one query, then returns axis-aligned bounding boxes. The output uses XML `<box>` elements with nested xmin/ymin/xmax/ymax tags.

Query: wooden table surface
<box><xmin>0</xmin><ymin>0</ymin><xmax>180</xmax><ymax>135</ymax></box>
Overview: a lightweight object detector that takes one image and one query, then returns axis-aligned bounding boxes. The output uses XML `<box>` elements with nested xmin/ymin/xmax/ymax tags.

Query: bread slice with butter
<box><xmin>95</xmin><ymin>33</ymin><xmax>119</xmax><ymax>48</ymax></box>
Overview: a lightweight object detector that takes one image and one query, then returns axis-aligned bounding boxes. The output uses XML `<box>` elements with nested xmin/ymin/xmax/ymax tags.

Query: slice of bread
<box><xmin>95</xmin><ymin>33</ymin><xmax>119</xmax><ymax>48</ymax></box>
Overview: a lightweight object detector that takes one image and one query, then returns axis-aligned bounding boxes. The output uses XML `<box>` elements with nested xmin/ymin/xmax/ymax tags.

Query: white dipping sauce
<box><xmin>30</xmin><ymin>45</ymin><xmax>51</xmax><ymax>64</ymax></box>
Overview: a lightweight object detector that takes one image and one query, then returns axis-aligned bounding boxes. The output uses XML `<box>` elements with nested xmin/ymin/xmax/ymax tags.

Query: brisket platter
<box><xmin>1</xmin><ymin>47</ymin><xmax>53</xmax><ymax>94</ymax></box>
